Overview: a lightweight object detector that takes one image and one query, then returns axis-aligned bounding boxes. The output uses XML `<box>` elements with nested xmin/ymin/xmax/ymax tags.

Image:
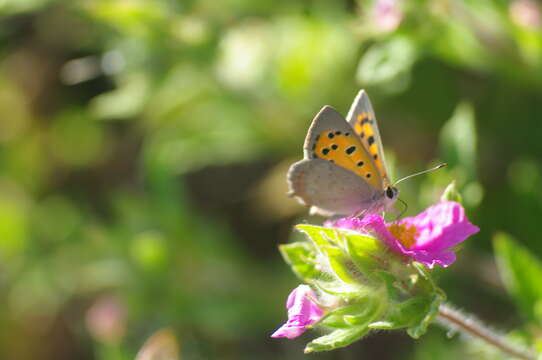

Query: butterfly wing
<box><xmin>346</xmin><ymin>90</ymin><xmax>391</xmax><ymax>184</ymax></box>
<box><xmin>288</xmin><ymin>158</ymin><xmax>382</xmax><ymax>216</ymax></box>
<box><xmin>303</xmin><ymin>106</ymin><xmax>383</xmax><ymax>189</ymax></box>
<box><xmin>288</xmin><ymin>106</ymin><xmax>384</xmax><ymax>216</ymax></box>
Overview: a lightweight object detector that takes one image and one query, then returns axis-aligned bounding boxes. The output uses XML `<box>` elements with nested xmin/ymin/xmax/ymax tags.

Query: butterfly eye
<box><xmin>386</xmin><ymin>187</ymin><xmax>395</xmax><ymax>199</ymax></box>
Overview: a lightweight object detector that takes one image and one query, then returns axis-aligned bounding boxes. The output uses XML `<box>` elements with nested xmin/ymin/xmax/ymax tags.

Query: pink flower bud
<box><xmin>271</xmin><ymin>285</ymin><xmax>324</xmax><ymax>339</ymax></box>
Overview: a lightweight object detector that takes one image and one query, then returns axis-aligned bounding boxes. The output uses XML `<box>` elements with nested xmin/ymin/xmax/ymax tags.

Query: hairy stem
<box><xmin>437</xmin><ymin>303</ymin><xmax>537</xmax><ymax>360</ymax></box>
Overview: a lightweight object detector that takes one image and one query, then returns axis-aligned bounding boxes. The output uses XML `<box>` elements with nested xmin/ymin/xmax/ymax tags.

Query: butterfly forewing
<box><xmin>304</xmin><ymin>106</ymin><xmax>383</xmax><ymax>190</ymax></box>
<box><xmin>346</xmin><ymin>90</ymin><xmax>390</xmax><ymax>184</ymax></box>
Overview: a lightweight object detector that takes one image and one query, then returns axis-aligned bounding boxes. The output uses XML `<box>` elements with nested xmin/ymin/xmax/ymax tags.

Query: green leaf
<box><xmin>439</xmin><ymin>102</ymin><xmax>477</xmax><ymax>181</ymax></box>
<box><xmin>304</xmin><ymin>327</ymin><xmax>371</xmax><ymax>353</ymax></box>
<box><xmin>494</xmin><ymin>233</ymin><xmax>542</xmax><ymax>322</ymax></box>
<box><xmin>356</xmin><ymin>36</ymin><xmax>418</xmax><ymax>94</ymax></box>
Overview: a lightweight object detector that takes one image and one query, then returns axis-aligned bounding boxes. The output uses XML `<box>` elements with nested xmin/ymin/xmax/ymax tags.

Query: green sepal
<box><xmin>369</xmin><ymin>296</ymin><xmax>433</xmax><ymax>330</ymax></box>
<box><xmin>368</xmin><ymin>292</ymin><xmax>443</xmax><ymax>339</ymax></box>
<box><xmin>406</xmin><ymin>293</ymin><xmax>443</xmax><ymax>339</ymax></box>
<box><xmin>345</xmin><ymin>232</ymin><xmax>385</xmax><ymax>276</ymax></box>
<box><xmin>320</xmin><ymin>294</ymin><xmax>384</xmax><ymax>329</ymax></box>
<box><xmin>279</xmin><ymin>242</ymin><xmax>328</xmax><ymax>283</ymax></box>
<box><xmin>296</xmin><ymin>225</ymin><xmax>366</xmax><ymax>286</ymax></box>
<box><xmin>374</xmin><ymin>270</ymin><xmax>401</xmax><ymax>299</ymax></box>
<box><xmin>296</xmin><ymin>224</ymin><xmax>338</xmax><ymax>248</ymax></box>
<box><xmin>304</xmin><ymin>327</ymin><xmax>371</xmax><ymax>353</ymax></box>
<box><xmin>367</xmin><ymin>262</ymin><xmax>444</xmax><ymax>338</ymax></box>
<box><xmin>411</xmin><ymin>262</ymin><xmax>445</xmax><ymax>299</ymax></box>
<box><xmin>295</xmin><ymin>224</ymin><xmax>387</xmax><ymax>286</ymax></box>
<box><xmin>306</xmin><ymin>292</ymin><xmax>388</xmax><ymax>352</ymax></box>
<box><xmin>440</xmin><ymin>180</ymin><xmax>463</xmax><ymax>204</ymax></box>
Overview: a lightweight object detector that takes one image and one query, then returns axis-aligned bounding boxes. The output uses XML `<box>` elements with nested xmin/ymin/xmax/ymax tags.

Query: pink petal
<box><xmin>399</xmin><ymin>201</ymin><xmax>479</xmax><ymax>253</ymax></box>
<box><xmin>327</xmin><ymin>202</ymin><xmax>479</xmax><ymax>268</ymax></box>
<box><xmin>271</xmin><ymin>285</ymin><xmax>324</xmax><ymax>339</ymax></box>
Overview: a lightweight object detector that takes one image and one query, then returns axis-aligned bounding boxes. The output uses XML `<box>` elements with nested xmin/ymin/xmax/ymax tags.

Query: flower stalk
<box><xmin>437</xmin><ymin>303</ymin><xmax>537</xmax><ymax>360</ymax></box>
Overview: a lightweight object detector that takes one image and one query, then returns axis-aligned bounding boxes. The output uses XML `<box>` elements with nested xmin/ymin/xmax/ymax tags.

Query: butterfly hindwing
<box><xmin>346</xmin><ymin>90</ymin><xmax>390</xmax><ymax>184</ymax></box>
<box><xmin>304</xmin><ymin>106</ymin><xmax>383</xmax><ymax>189</ymax></box>
<box><xmin>287</xmin><ymin>158</ymin><xmax>381</xmax><ymax>216</ymax></box>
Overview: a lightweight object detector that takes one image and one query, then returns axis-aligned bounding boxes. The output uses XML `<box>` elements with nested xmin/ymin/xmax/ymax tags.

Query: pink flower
<box><xmin>510</xmin><ymin>0</ymin><xmax>541</xmax><ymax>30</ymax></box>
<box><xmin>328</xmin><ymin>201</ymin><xmax>479</xmax><ymax>268</ymax></box>
<box><xmin>373</xmin><ymin>0</ymin><xmax>403</xmax><ymax>33</ymax></box>
<box><xmin>271</xmin><ymin>285</ymin><xmax>324</xmax><ymax>339</ymax></box>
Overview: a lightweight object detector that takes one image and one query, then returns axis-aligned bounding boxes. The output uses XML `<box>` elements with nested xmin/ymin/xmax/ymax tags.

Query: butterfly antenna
<box><xmin>397</xmin><ymin>198</ymin><xmax>408</xmax><ymax>220</ymax></box>
<box><xmin>393</xmin><ymin>163</ymin><xmax>447</xmax><ymax>186</ymax></box>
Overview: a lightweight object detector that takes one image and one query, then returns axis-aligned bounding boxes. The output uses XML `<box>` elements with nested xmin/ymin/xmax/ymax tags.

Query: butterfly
<box><xmin>287</xmin><ymin>90</ymin><xmax>399</xmax><ymax>217</ymax></box>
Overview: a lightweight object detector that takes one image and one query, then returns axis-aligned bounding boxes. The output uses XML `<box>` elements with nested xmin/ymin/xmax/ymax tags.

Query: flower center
<box><xmin>388</xmin><ymin>223</ymin><xmax>419</xmax><ymax>249</ymax></box>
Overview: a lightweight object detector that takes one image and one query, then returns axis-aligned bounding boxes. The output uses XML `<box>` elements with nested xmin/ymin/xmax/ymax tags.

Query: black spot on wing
<box><xmin>346</xmin><ymin>146</ymin><xmax>356</xmax><ymax>155</ymax></box>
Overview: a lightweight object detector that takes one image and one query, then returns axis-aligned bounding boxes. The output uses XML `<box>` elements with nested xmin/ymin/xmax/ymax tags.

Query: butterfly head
<box><xmin>384</xmin><ymin>185</ymin><xmax>399</xmax><ymax>209</ymax></box>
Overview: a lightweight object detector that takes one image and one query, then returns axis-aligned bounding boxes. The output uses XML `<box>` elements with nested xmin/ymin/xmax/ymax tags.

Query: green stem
<box><xmin>437</xmin><ymin>303</ymin><xmax>537</xmax><ymax>360</ymax></box>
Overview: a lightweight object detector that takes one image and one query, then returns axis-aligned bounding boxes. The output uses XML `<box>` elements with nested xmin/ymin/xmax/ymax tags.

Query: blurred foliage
<box><xmin>1</xmin><ymin>0</ymin><xmax>542</xmax><ymax>359</ymax></box>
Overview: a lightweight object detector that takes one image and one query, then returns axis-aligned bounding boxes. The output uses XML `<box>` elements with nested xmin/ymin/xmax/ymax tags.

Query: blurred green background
<box><xmin>1</xmin><ymin>0</ymin><xmax>542</xmax><ymax>359</ymax></box>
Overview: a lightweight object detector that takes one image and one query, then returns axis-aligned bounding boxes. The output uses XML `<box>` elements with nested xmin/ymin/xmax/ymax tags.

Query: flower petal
<box><xmin>326</xmin><ymin>202</ymin><xmax>479</xmax><ymax>268</ymax></box>
<box><xmin>409</xmin><ymin>249</ymin><xmax>457</xmax><ymax>269</ymax></box>
<box><xmin>271</xmin><ymin>321</ymin><xmax>308</xmax><ymax>339</ymax></box>
<box><xmin>271</xmin><ymin>285</ymin><xmax>324</xmax><ymax>339</ymax></box>
<box><xmin>399</xmin><ymin>201</ymin><xmax>479</xmax><ymax>253</ymax></box>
